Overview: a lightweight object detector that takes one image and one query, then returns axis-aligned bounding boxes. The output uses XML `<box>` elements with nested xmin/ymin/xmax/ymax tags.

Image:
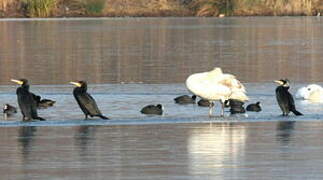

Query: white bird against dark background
<box><xmin>186</xmin><ymin>67</ymin><xmax>248</xmax><ymax>117</ymax></box>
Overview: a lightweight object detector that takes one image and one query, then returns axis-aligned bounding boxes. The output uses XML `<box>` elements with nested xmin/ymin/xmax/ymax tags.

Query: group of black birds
<box><xmin>4</xmin><ymin>79</ymin><xmax>109</xmax><ymax>121</ymax></box>
<box><xmin>140</xmin><ymin>94</ymin><xmax>262</xmax><ymax>116</ymax></box>
<box><xmin>140</xmin><ymin>79</ymin><xmax>303</xmax><ymax>117</ymax></box>
<box><xmin>3</xmin><ymin>78</ymin><xmax>302</xmax><ymax>121</ymax></box>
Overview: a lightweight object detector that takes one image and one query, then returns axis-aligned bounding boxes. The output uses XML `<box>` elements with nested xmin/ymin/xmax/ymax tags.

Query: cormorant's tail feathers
<box><xmin>35</xmin><ymin>117</ymin><xmax>46</xmax><ymax>121</ymax></box>
<box><xmin>98</xmin><ymin>115</ymin><xmax>109</xmax><ymax>120</ymax></box>
<box><xmin>292</xmin><ymin>110</ymin><xmax>303</xmax><ymax>116</ymax></box>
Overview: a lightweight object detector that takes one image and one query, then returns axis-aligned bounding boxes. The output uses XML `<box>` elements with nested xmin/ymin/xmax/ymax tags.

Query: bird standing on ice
<box><xmin>186</xmin><ymin>67</ymin><xmax>248</xmax><ymax>117</ymax></box>
<box><xmin>274</xmin><ymin>79</ymin><xmax>303</xmax><ymax>116</ymax></box>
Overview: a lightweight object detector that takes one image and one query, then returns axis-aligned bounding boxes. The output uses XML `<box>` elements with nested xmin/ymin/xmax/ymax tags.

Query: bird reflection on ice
<box><xmin>187</xmin><ymin>123</ymin><xmax>246</xmax><ymax>175</ymax></box>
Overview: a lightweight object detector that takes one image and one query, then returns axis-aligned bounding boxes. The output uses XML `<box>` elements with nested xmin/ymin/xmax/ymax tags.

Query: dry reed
<box><xmin>0</xmin><ymin>0</ymin><xmax>14</xmax><ymax>11</ymax></box>
<box><xmin>191</xmin><ymin>0</ymin><xmax>320</xmax><ymax>16</ymax></box>
<box><xmin>233</xmin><ymin>0</ymin><xmax>317</xmax><ymax>15</ymax></box>
<box><xmin>22</xmin><ymin>0</ymin><xmax>57</xmax><ymax>17</ymax></box>
<box><xmin>0</xmin><ymin>0</ymin><xmax>322</xmax><ymax>17</ymax></box>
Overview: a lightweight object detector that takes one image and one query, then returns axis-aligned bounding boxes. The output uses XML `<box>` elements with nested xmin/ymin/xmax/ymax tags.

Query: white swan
<box><xmin>295</xmin><ymin>84</ymin><xmax>323</xmax><ymax>102</ymax></box>
<box><xmin>186</xmin><ymin>67</ymin><xmax>248</xmax><ymax>116</ymax></box>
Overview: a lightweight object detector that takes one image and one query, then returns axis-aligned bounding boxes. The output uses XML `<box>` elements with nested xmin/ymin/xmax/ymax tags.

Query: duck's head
<box><xmin>156</xmin><ymin>104</ymin><xmax>163</xmax><ymax>110</ymax></box>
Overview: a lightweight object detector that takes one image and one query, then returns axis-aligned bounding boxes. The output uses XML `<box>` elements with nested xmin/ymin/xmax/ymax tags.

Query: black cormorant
<box><xmin>174</xmin><ymin>95</ymin><xmax>196</xmax><ymax>104</ymax></box>
<box><xmin>70</xmin><ymin>81</ymin><xmax>109</xmax><ymax>120</ymax></box>
<box><xmin>11</xmin><ymin>79</ymin><xmax>45</xmax><ymax>121</ymax></box>
<box><xmin>274</xmin><ymin>79</ymin><xmax>303</xmax><ymax>116</ymax></box>
<box><xmin>3</xmin><ymin>104</ymin><xmax>17</xmax><ymax>116</ymax></box>
<box><xmin>140</xmin><ymin>104</ymin><xmax>163</xmax><ymax>115</ymax></box>
<box><xmin>246</xmin><ymin>102</ymin><xmax>262</xmax><ymax>112</ymax></box>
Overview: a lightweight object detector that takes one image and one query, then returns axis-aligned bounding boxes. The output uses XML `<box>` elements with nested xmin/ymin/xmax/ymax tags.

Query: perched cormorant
<box><xmin>11</xmin><ymin>79</ymin><xmax>45</xmax><ymax>121</ymax></box>
<box><xmin>246</xmin><ymin>102</ymin><xmax>262</xmax><ymax>112</ymax></box>
<box><xmin>3</xmin><ymin>104</ymin><xmax>17</xmax><ymax>116</ymax></box>
<box><xmin>174</xmin><ymin>95</ymin><xmax>196</xmax><ymax>104</ymax></box>
<box><xmin>274</xmin><ymin>79</ymin><xmax>303</xmax><ymax>116</ymax></box>
<box><xmin>140</xmin><ymin>104</ymin><xmax>163</xmax><ymax>115</ymax></box>
<box><xmin>197</xmin><ymin>99</ymin><xmax>214</xmax><ymax>107</ymax></box>
<box><xmin>70</xmin><ymin>81</ymin><xmax>109</xmax><ymax>120</ymax></box>
<box><xmin>186</xmin><ymin>67</ymin><xmax>248</xmax><ymax>116</ymax></box>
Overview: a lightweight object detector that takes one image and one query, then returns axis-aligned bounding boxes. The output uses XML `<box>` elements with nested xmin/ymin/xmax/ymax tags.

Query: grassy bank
<box><xmin>0</xmin><ymin>0</ymin><xmax>322</xmax><ymax>17</ymax></box>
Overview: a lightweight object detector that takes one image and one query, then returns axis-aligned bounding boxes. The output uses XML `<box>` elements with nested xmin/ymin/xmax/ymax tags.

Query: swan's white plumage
<box><xmin>186</xmin><ymin>67</ymin><xmax>248</xmax><ymax>116</ymax></box>
<box><xmin>296</xmin><ymin>84</ymin><xmax>323</xmax><ymax>102</ymax></box>
<box><xmin>186</xmin><ymin>67</ymin><xmax>248</xmax><ymax>102</ymax></box>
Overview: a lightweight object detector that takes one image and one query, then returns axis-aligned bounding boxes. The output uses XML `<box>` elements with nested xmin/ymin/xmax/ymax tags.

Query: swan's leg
<box><xmin>220</xmin><ymin>99</ymin><xmax>226</xmax><ymax>117</ymax></box>
<box><xmin>221</xmin><ymin>101</ymin><xmax>225</xmax><ymax>117</ymax></box>
<box><xmin>208</xmin><ymin>102</ymin><xmax>213</xmax><ymax>117</ymax></box>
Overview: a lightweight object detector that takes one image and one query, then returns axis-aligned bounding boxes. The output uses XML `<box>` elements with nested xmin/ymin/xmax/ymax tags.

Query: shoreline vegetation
<box><xmin>0</xmin><ymin>0</ymin><xmax>322</xmax><ymax>18</ymax></box>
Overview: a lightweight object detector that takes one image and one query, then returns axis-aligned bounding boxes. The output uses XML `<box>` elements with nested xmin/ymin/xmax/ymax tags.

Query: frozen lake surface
<box><xmin>0</xmin><ymin>83</ymin><xmax>321</xmax><ymax>125</ymax></box>
<box><xmin>2</xmin><ymin>121</ymin><xmax>323</xmax><ymax>180</ymax></box>
<box><xmin>1</xmin><ymin>83</ymin><xmax>323</xmax><ymax>179</ymax></box>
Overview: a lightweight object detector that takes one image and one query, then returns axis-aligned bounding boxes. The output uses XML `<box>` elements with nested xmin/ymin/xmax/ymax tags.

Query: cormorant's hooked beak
<box><xmin>70</xmin><ymin>82</ymin><xmax>82</xmax><ymax>87</ymax></box>
<box><xmin>274</xmin><ymin>80</ymin><xmax>284</xmax><ymax>85</ymax></box>
<box><xmin>11</xmin><ymin>79</ymin><xmax>23</xmax><ymax>85</ymax></box>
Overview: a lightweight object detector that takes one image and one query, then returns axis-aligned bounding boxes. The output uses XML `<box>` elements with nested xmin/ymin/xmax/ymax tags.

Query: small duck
<box><xmin>141</xmin><ymin>104</ymin><xmax>163</xmax><ymax>115</ymax></box>
<box><xmin>38</xmin><ymin>99</ymin><xmax>56</xmax><ymax>109</ymax></box>
<box><xmin>227</xmin><ymin>99</ymin><xmax>246</xmax><ymax>114</ymax></box>
<box><xmin>3</xmin><ymin>104</ymin><xmax>17</xmax><ymax>116</ymax></box>
<box><xmin>246</xmin><ymin>102</ymin><xmax>262</xmax><ymax>112</ymax></box>
<box><xmin>32</xmin><ymin>94</ymin><xmax>56</xmax><ymax>109</ymax></box>
<box><xmin>174</xmin><ymin>95</ymin><xmax>196</xmax><ymax>104</ymax></box>
<box><xmin>197</xmin><ymin>99</ymin><xmax>214</xmax><ymax>107</ymax></box>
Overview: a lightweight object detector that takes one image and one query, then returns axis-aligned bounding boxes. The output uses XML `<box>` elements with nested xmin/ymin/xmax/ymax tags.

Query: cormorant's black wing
<box><xmin>286</xmin><ymin>91</ymin><xmax>296</xmax><ymax>108</ymax></box>
<box><xmin>276</xmin><ymin>86</ymin><xmax>302</xmax><ymax>115</ymax></box>
<box><xmin>76</xmin><ymin>93</ymin><xmax>102</xmax><ymax>116</ymax></box>
<box><xmin>17</xmin><ymin>88</ymin><xmax>39</xmax><ymax>120</ymax></box>
<box><xmin>30</xmin><ymin>93</ymin><xmax>40</xmax><ymax>119</ymax></box>
<box><xmin>31</xmin><ymin>93</ymin><xmax>41</xmax><ymax>104</ymax></box>
<box><xmin>286</xmin><ymin>90</ymin><xmax>302</xmax><ymax>115</ymax></box>
<box><xmin>275</xmin><ymin>87</ymin><xmax>290</xmax><ymax>112</ymax></box>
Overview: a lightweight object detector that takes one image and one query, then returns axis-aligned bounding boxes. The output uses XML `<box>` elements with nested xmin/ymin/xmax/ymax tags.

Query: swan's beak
<box><xmin>11</xmin><ymin>79</ymin><xmax>23</xmax><ymax>85</ymax></box>
<box><xmin>69</xmin><ymin>82</ymin><xmax>81</xmax><ymax>87</ymax></box>
<box><xmin>274</xmin><ymin>80</ymin><xmax>284</xmax><ymax>85</ymax></box>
